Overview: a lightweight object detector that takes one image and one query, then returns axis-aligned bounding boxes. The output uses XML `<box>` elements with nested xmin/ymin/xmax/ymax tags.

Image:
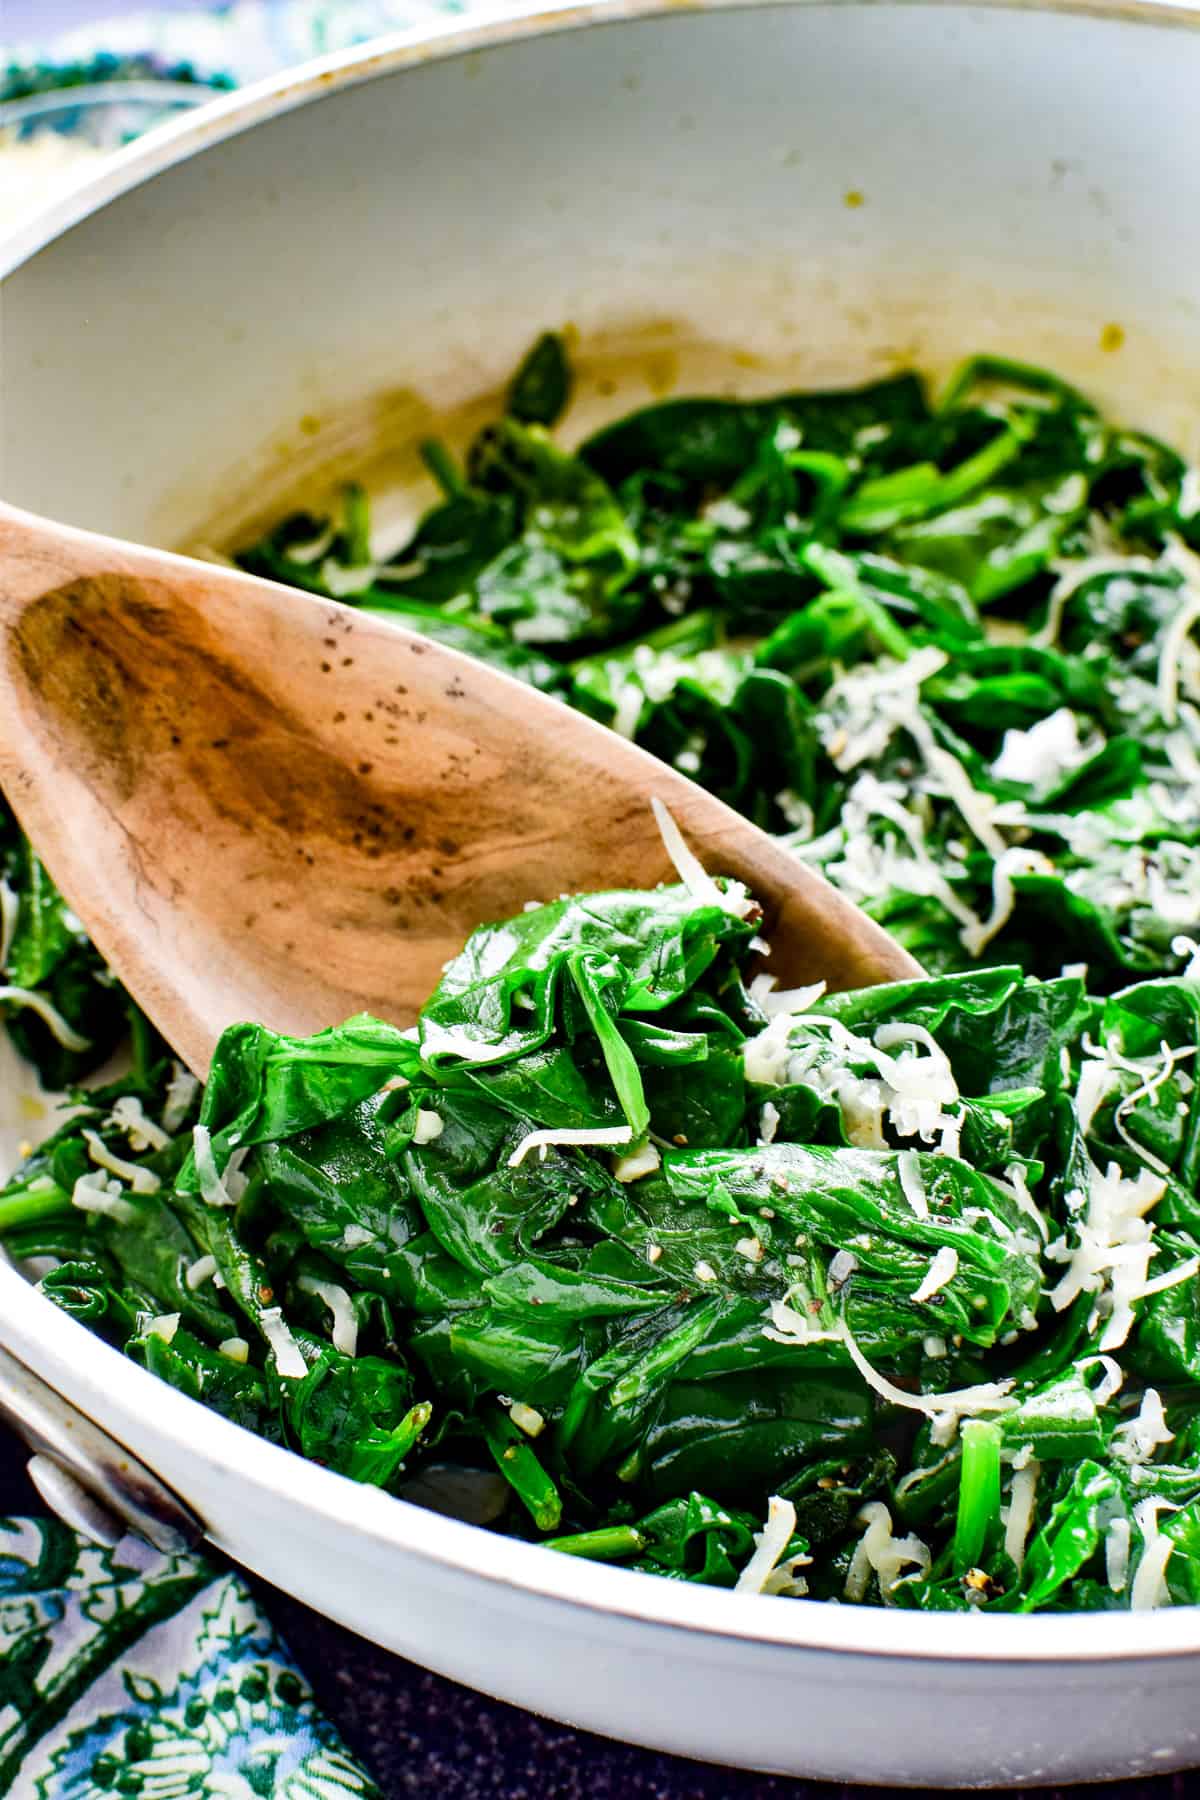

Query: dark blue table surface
<box><xmin>2</xmin><ymin>1425</ymin><xmax>1193</xmax><ymax>1800</ymax></box>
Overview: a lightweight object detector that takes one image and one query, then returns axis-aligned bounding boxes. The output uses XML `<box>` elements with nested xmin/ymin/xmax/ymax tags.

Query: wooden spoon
<box><xmin>0</xmin><ymin>502</ymin><xmax>920</xmax><ymax>1075</ymax></box>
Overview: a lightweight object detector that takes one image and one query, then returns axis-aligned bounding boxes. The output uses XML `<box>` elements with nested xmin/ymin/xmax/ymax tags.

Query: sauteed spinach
<box><xmin>2</xmin><ymin>337</ymin><xmax>1199</xmax><ymax>1612</ymax></box>
<box><xmin>4</xmin><ymin>868</ymin><xmax>1200</xmax><ymax>1610</ymax></box>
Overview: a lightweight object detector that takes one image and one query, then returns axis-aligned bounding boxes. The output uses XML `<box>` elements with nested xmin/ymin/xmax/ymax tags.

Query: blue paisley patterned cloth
<box><xmin>4</xmin><ymin>1</ymin><xmax>531</xmax><ymax>84</ymax></box>
<box><xmin>0</xmin><ymin>1517</ymin><xmax>380</xmax><ymax>1798</ymax></box>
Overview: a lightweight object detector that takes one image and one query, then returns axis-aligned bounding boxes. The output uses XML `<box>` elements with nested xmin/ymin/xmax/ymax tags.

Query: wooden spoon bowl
<box><xmin>0</xmin><ymin>502</ymin><xmax>919</xmax><ymax>1074</ymax></box>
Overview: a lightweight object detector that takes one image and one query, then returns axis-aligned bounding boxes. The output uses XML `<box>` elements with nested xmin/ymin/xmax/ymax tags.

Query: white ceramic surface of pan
<box><xmin>3</xmin><ymin>3</ymin><xmax>1200</xmax><ymax>1782</ymax></box>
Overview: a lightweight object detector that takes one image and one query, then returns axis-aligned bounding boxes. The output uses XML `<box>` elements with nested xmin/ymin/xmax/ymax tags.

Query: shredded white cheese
<box><xmin>759</xmin><ymin>981</ymin><xmax>828</xmax><ymax>1019</ymax></box>
<box><xmin>192</xmin><ymin>1125</ymin><xmax>247</xmax><ymax>1208</ymax></box>
<box><xmin>83</xmin><ymin>1129</ymin><xmax>161</xmax><ymax>1194</ymax></box>
<box><xmin>1113</xmin><ymin>1388</ymin><xmax>1175</xmax><ymax>1463</ymax></box>
<box><xmin>1179</xmin><ymin>467</ymin><xmax>1200</xmax><ymax>522</ymax></box>
<box><xmin>844</xmin><ymin>1501</ymin><xmax>931</xmax><ymax>1604</ymax></box>
<box><xmin>842</xmin><ymin>1321</ymin><xmax>1014</xmax><ymax>1433</ymax></box>
<box><xmin>910</xmin><ymin>1246</ymin><xmax>959</xmax><ymax>1305</ymax></box>
<box><xmin>764</xmin><ymin>1307</ymin><xmax>1014</xmax><ymax>1433</ymax></box>
<box><xmin>961</xmin><ymin>846</ymin><xmax>1055</xmax><ymax>956</ymax></box>
<box><xmin>319</xmin><ymin>559</ymin><xmax>379</xmax><ymax>597</ymax></box>
<box><xmin>796</xmin><ymin>771</ymin><xmax>989</xmax><ymax>948</ymax></box>
<box><xmin>107</xmin><ymin>1096</ymin><xmax>172</xmax><ymax>1153</ymax></box>
<box><xmin>71</xmin><ymin>1174</ymin><xmax>137</xmax><ymax>1226</ymax></box>
<box><xmin>1074</xmin><ymin>1058</ymin><xmax>1117</xmax><ymax>1137</ymax></box>
<box><xmin>297</xmin><ymin>1274</ymin><xmax>359</xmax><ymax>1357</ymax></box>
<box><xmin>219</xmin><ymin>1336</ymin><xmax>250</xmax><ymax>1364</ymax></box>
<box><xmin>650</xmin><ymin>796</ymin><xmax>753</xmax><ymax>918</ymax></box>
<box><xmin>1034</xmin><ymin>552</ymin><xmax>1157</xmax><ymax>649</ymax></box>
<box><xmin>992</xmin><ymin>1163</ymin><xmax>1049</xmax><ymax>1245</ymax></box>
<box><xmin>775</xmin><ymin>789</ymin><xmax>815</xmax><ymax>835</ymax></box>
<box><xmin>1136</xmin><ymin>1256</ymin><xmax>1200</xmax><ymax>1300</ymax></box>
<box><xmin>1078</xmin><ymin>1353</ymin><xmax>1125</xmax><ymax>1407</ymax></box>
<box><xmin>146</xmin><ymin>1313</ymin><xmax>180</xmax><ymax>1344</ymax></box>
<box><xmin>1047</xmin><ymin>1158</ymin><xmax>1168</xmax><ymax>1351</ymax></box>
<box><xmin>827</xmin><ymin>1249</ymin><xmax>858</xmax><ymax>1290</ymax></box>
<box><xmin>702</xmin><ymin>497</ymin><xmax>753</xmax><ymax>532</ymax></box>
<box><xmin>0</xmin><ymin>986</ymin><xmax>91</xmax><ymax>1051</ymax></box>
<box><xmin>897</xmin><ymin>1150</ymin><xmax>929</xmax><ymax>1220</ymax></box>
<box><xmin>508</xmin><ymin>1124</ymin><xmax>633</xmax><ymax>1167</ymax></box>
<box><xmin>1003</xmin><ymin>1459</ymin><xmax>1040</xmax><ymax>1572</ymax></box>
<box><xmin>903</xmin><ymin>708</ymin><xmax>1008</xmax><ymax>858</ymax></box>
<box><xmin>1131</xmin><ymin>1497</ymin><xmax>1178</xmax><ymax>1610</ymax></box>
<box><xmin>991</xmin><ymin>708</ymin><xmax>1094</xmax><ymax>792</ymax></box>
<box><xmin>162</xmin><ymin>1064</ymin><xmax>201</xmax><ymax>1133</ymax></box>
<box><xmin>735</xmin><ymin>1495</ymin><xmax>809</xmax><ymax>1596</ymax></box>
<box><xmin>1111</xmin><ymin>1041</ymin><xmax>1199</xmax><ymax>1178</ymax></box>
<box><xmin>1106</xmin><ymin>1516</ymin><xmax>1132</xmax><ymax>1594</ymax></box>
<box><xmin>185</xmin><ymin>1254</ymin><xmax>219</xmax><ymax>1292</ymax></box>
<box><xmin>612</xmin><ymin>679</ymin><xmax>644</xmax><ymax>740</ymax></box>
<box><xmin>0</xmin><ymin>879</ymin><xmax>18</xmax><ymax>970</ymax></box>
<box><xmin>260</xmin><ymin>1306</ymin><xmax>308</xmax><ymax>1380</ymax></box>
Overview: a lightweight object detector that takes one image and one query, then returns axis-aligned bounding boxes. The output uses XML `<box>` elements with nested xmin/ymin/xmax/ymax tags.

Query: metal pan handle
<box><xmin>0</xmin><ymin>1340</ymin><xmax>204</xmax><ymax>1554</ymax></box>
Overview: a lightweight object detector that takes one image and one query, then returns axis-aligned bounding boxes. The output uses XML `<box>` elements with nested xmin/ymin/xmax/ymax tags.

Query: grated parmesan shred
<box><xmin>1106</xmin><ymin>1517</ymin><xmax>1131</xmax><ymax>1594</ymax></box>
<box><xmin>260</xmin><ymin>1306</ymin><xmax>308</xmax><ymax>1380</ymax></box>
<box><xmin>83</xmin><ymin>1128</ymin><xmax>161</xmax><ymax>1194</ymax></box>
<box><xmin>649</xmin><ymin>796</ymin><xmax>753</xmax><ymax>918</ymax></box>
<box><xmin>844</xmin><ymin>1501</ymin><xmax>930</xmax><ymax>1604</ymax></box>
<box><xmin>107</xmin><ymin>1096</ymin><xmax>171</xmax><ymax>1153</ymax></box>
<box><xmin>1003</xmin><ymin>1459</ymin><xmax>1040</xmax><ymax>1572</ymax></box>
<box><xmin>297</xmin><ymin>1274</ymin><xmax>359</xmax><ymax>1357</ymax></box>
<box><xmin>990</xmin><ymin>708</ymin><xmax>1096</xmax><ymax>793</ymax></box>
<box><xmin>910</xmin><ymin>1245</ymin><xmax>959</xmax><ymax>1305</ymax></box>
<box><xmin>991</xmin><ymin>1163</ymin><xmax>1049</xmax><ymax>1245</ymax></box>
<box><xmin>960</xmin><ymin>846</ymin><xmax>1055</xmax><ymax>957</ymax></box>
<box><xmin>1113</xmin><ymin>1388</ymin><xmax>1175</xmax><ymax>1463</ymax></box>
<box><xmin>763</xmin><ymin>1305</ymin><xmax>1014</xmax><ymax>1435</ymax></box>
<box><xmin>1078</xmin><ymin>1353</ymin><xmax>1125</xmax><ymax>1407</ymax></box>
<box><xmin>1131</xmin><ymin>1497</ymin><xmax>1178</xmax><ymax>1610</ymax></box>
<box><xmin>0</xmin><ymin>879</ymin><xmax>17</xmax><ymax>970</ymax></box>
<box><xmin>192</xmin><ymin>1125</ymin><xmax>249</xmax><ymax>1208</ymax></box>
<box><xmin>71</xmin><ymin>1174</ymin><xmax>137</xmax><ymax>1226</ymax></box>
<box><xmin>897</xmin><ymin>1150</ymin><xmax>929</xmax><ymax>1220</ymax></box>
<box><xmin>0</xmin><ymin>986</ymin><xmax>92</xmax><ymax>1051</ymax></box>
<box><xmin>509</xmin><ymin>1125</ymin><xmax>633</xmax><ymax>1167</ymax></box>
<box><xmin>735</xmin><ymin>1495</ymin><xmax>810</xmax><ymax>1596</ymax></box>
<box><xmin>162</xmin><ymin>1064</ymin><xmax>201</xmax><ymax>1133</ymax></box>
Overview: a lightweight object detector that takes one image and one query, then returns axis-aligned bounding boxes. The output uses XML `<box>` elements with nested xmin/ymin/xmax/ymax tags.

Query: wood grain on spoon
<box><xmin>0</xmin><ymin>501</ymin><xmax>919</xmax><ymax>1075</ymax></box>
